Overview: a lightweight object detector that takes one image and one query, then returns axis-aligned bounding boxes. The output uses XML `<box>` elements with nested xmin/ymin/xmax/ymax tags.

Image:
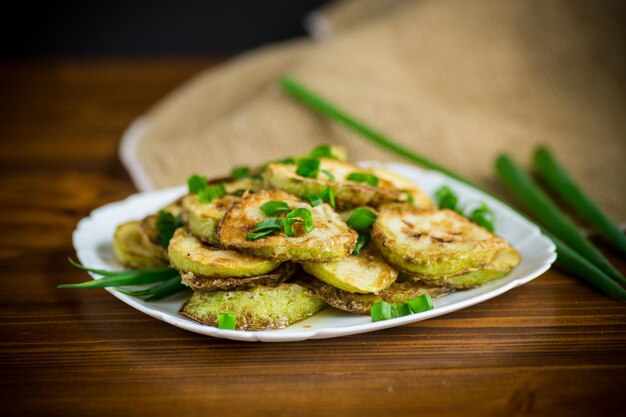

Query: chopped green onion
<box><xmin>352</xmin><ymin>233</ymin><xmax>369</xmax><ymax>255</ymax></box>
<box><xmin>198</xmin><ymin>183</ymin><xmax>226</xmax><ymax>204</ymax></box>
<box><xmin>187</xmin><ymin>174</ymin><xmax>208</xmax><ymax>194</ymax></box>
<box><xmin>404</xmin><ymin>193</ymin><xmax>415</xmax><ymax>204</ymax></box>
<box><xmin>296</xmin><ymin>158</ymin><xmax>320</xmax><ymax>178</ymax></box>
<box><xmin>346</xmin><ymin>208</ymin><xmax>377</xmax><ymax>232</ymax></box>
<box><xmin>284</xmin><ymin>208</ymin><xmax>314</xmax><ymax>237</ymax></box>
<box><xmin>391</xmin><ymin>303</ymin><xmax>412</xmax><ymax>318</ymax></box>
<box><xmin>407</xmin><ymin>294</ymin><xmax>434</xmax><ymax>313</ymax></box>
<box><xmin>434</xmin><ymin>185</ymin><xmax>458</xmax><ymax>210</ymax></box>
<box><xmin>469</xmin><ymin>203</ymin><xmax>496</xmax><ymax>232</ymax></box>
<box><xmin>533</xmin><ymin>146</ymin><xmax>626</xmax><ymax>256</ymax></box>
<box><xmin>310</xmin><ymin>144</ymin><xmax>338</xmax><ymax>160</ymax></box>
<box><xmin>251</xmin><ymin>218</ymin><xmax>284</xmax><ymax>232</ymax></box>
<box><xmin>279</xmin><ymin>157</ymin><xmax>296</xmax><ymax>165</ymax></box>
<box><xmin>245</xmin><ymin>218</ymin><xmax>284</xmax><ymax>241</ymax></box>
<box><xmin>217</xmin><ymin>312</ymin><xmax>237</xmax><ymax>330</ymax></box>
<box><xmin>260</xmin><ymin>200</ymin><xmax>291</xmax><ymax>216</ymax></box>
<box><xmin>346</xmin><ymin>172</ymin><xmax>379</xmax><ymax>187</ymax></box>
<box><xmin>155</xmin><ymin>210</ymin><xmax>183</xmax><ymax>247</ymax></box>
<box><xmin>321</xmin><ymin>186</ymin><xmax>336</xmax><ymax>208</ymax></box>
<box><xmin>371</xmin><ymin>301</ymin><xmax>392</xmax><ymax>322</ymax></box>
<box><xmin>301</xmin><ymin>194</ymin><xmax>323</xmax><ymax>207</ymax></box>
<box><xmin>496</xmin><ymin>154</ymin><xmax>625</xmax><ymax>285</ymax></box>
<box><xmin>321</xmin><ymin>169</ymin><xmax>335</xmax><ymax>180</ymax></box>
<box><xmin>245</xmin><ymin>230</ymin><xmax>277</xmax><ymax>241</ymax></box>
<box><xmin>230</xmin><ymin>166</ymin><xmax>250</xmax><ymax>179</ymax></box>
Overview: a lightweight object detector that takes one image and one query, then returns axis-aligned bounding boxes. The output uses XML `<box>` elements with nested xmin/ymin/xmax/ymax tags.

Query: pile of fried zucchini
<box><xmin>113</xmin><ymin>146</ymin><xmax>520</xmax><ymax>330</ymax></box>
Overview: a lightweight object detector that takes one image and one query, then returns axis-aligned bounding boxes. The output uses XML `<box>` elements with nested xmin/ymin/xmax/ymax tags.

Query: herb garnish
<box><xmin>346</xmin><ymin>208</ymin><xmax>377</xmax><ymax>232</ymax></box>
<box><xmin>310</xmin><ymin>144</ymin><xmax>338</xmax><ymax>160</ymax></box>
<box><xmin>230</xmin><ymin>166</ymin><xmax>250</xmax><ymax>179</ymax></box>
<box><xmin>434</xmin><ymin>185</ymin><xmax>458</xmax><ymax>211</ymax></box>
<box><xmin>218</xmin><ymin>312</ymin><xmax>237</xmax><ymax>330</ymax></box>
<box><xmin>198</xmin><ymin>183</ymin><xmax>226</xmax><ymax>204</ymax></box>
<box><xmin>245</xmin><ymin>218</ymin><xmax>284</xmax><ymax>241</ymax></box>
<box><xmin>284</xmin><ymin>208</ymin><xmax>313</xmax><ymax>237</ymax></box>
<box><xmin>296</xmin><ymin>158</ymin><xmax>320</xmax><ymax>178</ymax></box>
<box><xmin>260</xmin><ymin>201</ymin><xmax>291</xmax><ymax>216</ymax></box>
<box><xmin>187</xmin><ymin>174</ymin><xmax>208</xmax><ymax>194</ymax></box>
<box><xmin>155</xmin><ymin>210</ymin><xmax>183</xmax><ymax>247</ymax></box>
<box><xmin>346</xmin><ymin>172</ymin><xmax>379</xmax><ymax>187</ymax></box>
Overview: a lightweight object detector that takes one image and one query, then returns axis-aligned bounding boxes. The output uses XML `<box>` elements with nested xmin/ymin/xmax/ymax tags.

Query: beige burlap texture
<box><xmin>133</xmin><ymin>0</ymin><xmax>626</xmax><ymax>222</ymax></box>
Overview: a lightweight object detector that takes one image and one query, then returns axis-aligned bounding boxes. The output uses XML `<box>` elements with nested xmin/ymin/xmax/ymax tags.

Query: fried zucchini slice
<box><xmin>372</xmin><ymin>206</ymin><xmax>510</xmax><ymax>278</ymax></box>
<box><xmin>181</xmin><ymin>262</ymin><xmax>297</xmax><ymax>292</ymax></box>
<box><xmin>263</xmin><ymin>158</ymin><xmax>419</xmax><ymax>209</ymax></box>
<box><xmin>181</xmin><ymin>283</ymin><xmax>327</xmax><ymax>330</ymax></box>
<box><xmin>113</xmin><ymin>221</ymin><xmax>168</xmax><ymax>268</ymax></box>
<box><xmin>218</xmin><ymin>190</ymin><xmax>357</xmax><ymax>262</ymax></box>
<box><xmin>296</xmin><ymin>274</ymin><xmax>451</xmax><ymax>314</ymax></box>
<box><xmin>180</xmin><ymin>177</ymin><xmax>263</xmax><ymax>244</ymax></box>
<box><xmin>168</xmin><ymin>228</ymin><xmax>280</xmax><ymax>278</ymax></box>
<box><xmin>182</xmin><ymin>194</ymin><xmax>240</xmax><ymax>245</ymax></box>
<box><xmin>302</xmin><ymin>246</ymin><xmax>398</xmax><ymax>293</ymax></box>
<box><xmin>409</xmin><ymin>245</ymin><xmax>521</xmax><ymax>289</ymax></box>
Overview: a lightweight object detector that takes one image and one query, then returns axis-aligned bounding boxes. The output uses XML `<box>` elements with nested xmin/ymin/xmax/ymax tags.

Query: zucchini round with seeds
<box><xmin>302</xmin><ymin>246</ymin><xmax>398</xmax><ymax>294</ymax></box>
<box><xmin>113</xmin><ymin>221</ymin><xmax>168</xmax><ymax>268</ymax></box>
<box><xmin>168</xmin><ymin>228</ymin><xmax>280</xmax><ymax>278</ymax></box>
<box><xmin>218</xmin><ymin>190</ymin><xmax>357</xmax><ymax>262</ymax></box>
<box><xmin>296</xmin><ymin>274</ymin><xmax>451</xmax><ymax>314</ymax></box>
<box><xmin>181</xmin><ymin>261</ymin><xmax>297</xmax><ymax>292</ymax></box>
<box><xmin>263</xmin><ymin>158</ymin><xmax>423</xmax><ymax>209</ymax></box>
<box><xmin>180</xmin><ymin>283</ymin><xmax>327</xmax><ymax>330</ymax></box>
<box><xmin>409</xmin><ymin>245</ymin><xmax>521</xmax><ymax>289</ymax></box>
<box><xmin>182</xmin><ymin>194</ymin><xmax>240</xmax><ymax>245</ymax></box>
<box><xmin>181</xmin><ymin>177</ymin><xmax>263</xmax><ymax>244</ymax></box>
<box><xmin>372</xmin><ymin>206</ymin><xmax>510</xmax><ymax>278</ymax></box>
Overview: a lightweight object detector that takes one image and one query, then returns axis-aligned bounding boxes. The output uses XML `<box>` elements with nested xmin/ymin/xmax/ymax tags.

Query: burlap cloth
<box><xmin>128</xmin><ymin>0</ymin><xmax>626</xmax><ymax>222</ymax></box>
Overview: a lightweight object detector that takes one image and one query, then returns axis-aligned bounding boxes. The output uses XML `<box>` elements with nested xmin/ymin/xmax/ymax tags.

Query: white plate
<box><xmin>72</xmin><ymin>162</ymin><xmax>556</xmax><ymax>342</ymax></box>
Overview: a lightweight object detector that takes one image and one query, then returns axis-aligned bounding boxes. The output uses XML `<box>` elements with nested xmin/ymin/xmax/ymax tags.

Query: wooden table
<box><xmin>1</xmin><ymin>59</ymin><xmax>625</xmax><ymax>417</ymax></box>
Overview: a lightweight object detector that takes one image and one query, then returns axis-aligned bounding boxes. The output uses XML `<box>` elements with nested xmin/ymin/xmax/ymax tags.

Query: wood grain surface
<box><xmin>0</xmin><ymin>59</ymin><xmax>625</xmax><ymax>417</ymax></box>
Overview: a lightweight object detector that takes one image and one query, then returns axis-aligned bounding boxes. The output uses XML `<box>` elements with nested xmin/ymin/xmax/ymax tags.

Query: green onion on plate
<box><xmin>218</xmin><ymin>313</ymin><xmax>237</xmax><ymax>330</ymax></box>
<box><xmin>260</xmin><ymin>200</ymin><xmax>291</xmax><ymax>216</ymax></box>
<box><xmin>346</xmin><ymin>208</ymin><xmax>377</xmax><ymax>232</ymax></box>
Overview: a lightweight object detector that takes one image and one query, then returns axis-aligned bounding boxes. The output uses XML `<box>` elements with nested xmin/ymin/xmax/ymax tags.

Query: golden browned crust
<box><xmin>218</xmin><ymin>190</ymin><xmax>357</xmax><ymax>262</ymax></box>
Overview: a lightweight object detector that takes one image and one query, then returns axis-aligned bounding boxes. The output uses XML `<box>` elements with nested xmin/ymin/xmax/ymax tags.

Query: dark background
<box><xmin>2</xmin><ymin>0</ymin><xmax>330</xmax><ymax>56</ymax></box>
